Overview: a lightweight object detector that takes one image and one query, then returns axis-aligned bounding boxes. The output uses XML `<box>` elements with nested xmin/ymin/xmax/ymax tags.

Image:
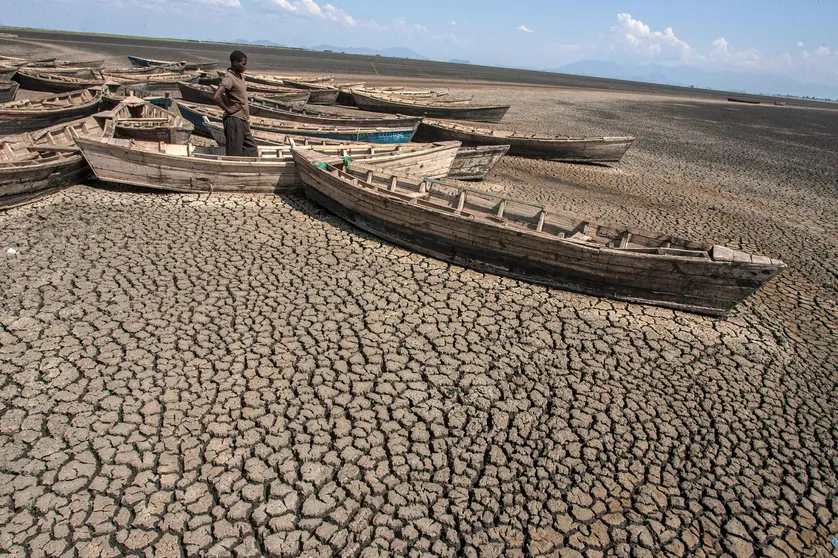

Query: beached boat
<box><xmin>176</xmin><ymin>99</ymin><xmax>422</xmax><ymax>132</ymax></box>
<box><xmin>414</xmin><ymin>119</ymin><xmax>635</xmax><ymax>163</ymax></box>
<box><xmin>127</xmin><ymin>55</ymin><xmax>216</xmax><ymax>71</ymax></box>
<box><xmin>246</xmin><ymin>74</ymin><xmax>334</xmax><ymax>87</ymax></box>
<box><xmin>0</xmin><ymin>82</ymin><xmax>19</xmax><ymax>103</ymax></box>
<box><xmin>448</xmin><ymin>145</ymin><xmax>509</xmax><ymax>180</ymax></box>
<box><xmin>110</xmin><ymin>97</ymin><xmax>193</xmax><ymax>144</ymax></box>
<box><xmin>101</xmin><ymin>88</ymin><xmax>173</xmax><ymax>110</ymax></box>
<box><xmin>0</xmin><ymin>66</ymin><xmax>17</xmax><ymax>81</ymax></box>
<box><xmin>31</xmin><ymin>59</ymin><xmax>105</xmax><ymax>69</ymax></box>
<box><xmin>176</xmin><ymin>81</ymin><xmax>310</xmax><ymax>108</ymax></box>
<box><xmin>175</xmin><ymin>101</ymin><xmax>417</xmax><ymax>143</ymax></box>
<box><xmin>108</xmin><ymin>63</ymin><xmax>187</xmax><ymax>75</ymax></box>
<box><xmin>0</xmin><ymin>56</ymin><xmax>58</xmax><ymax>67</ymax></box>
<box><xmin>0</xmin><ymin>113</ymin><xmax>112</xmax><ymax>209</ymax></box>
<box><xmin>0</xmin><ymin>87</ymin><xmax>105</xmax><ymax>135</ymax></box>
<box><xmin>12</xmin><ymin>68</ymin><xmax>105</xmax><ymax>93</ymax></box>
<box><xmin>351</xmin><ymin>91</ymin><xmax>510</xmax><ymax>122</ymax></box>
<box><xmin>279</xmin><ymin>79</ymin><xmax>339</xmax><ymax>105</ymax></box>
<box><xmin>110</xmin><ymin>72</ymin><xmax>201</xmax><ymax>90</ymax></box>
<box><xmin>337</xmin><ymin>86</ymin><xmax>448</xmax><ymax>106</ymax></box>
<box><xmin>75</xmin><ymin>136</ymin><xmax>458</xmax><ymax>193</ymax></box>
<box><xmin>292</xmin><ymin>151</ymin><xmax>786</xmax><ymax>316</ymax></box>
<box><xmin>201</xmin><ymin>117</ymin><xmax>459</xmax><ymax>179</ymax></box>
<box><xmin>727</xmin><ymin>97</ymin><xmax>761</xmax><ymax>105</ymax></box>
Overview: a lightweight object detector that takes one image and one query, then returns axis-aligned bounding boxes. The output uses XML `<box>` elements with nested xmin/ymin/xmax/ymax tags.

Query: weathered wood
<box><xmin>0</xmin><ymin>82</ymin><xmax>18</xmax><ymax>103</ymax></box>
<box><xmin>112</xmin><ymin>97</ymin><xmax>193</xmax><ymax>144</ymax></box>
<box><xmin>12</xmin><ymin>69</ymin><xmax>105</xmax><ymax>93</ymax></box>
<box><xmin>177</xmin><ymin>99</ymin><xmax>421</xmax><ymax>131</ymax></box>
<box><xmin>352</xmin><ymin>91</ymin><xmax>510</xmax><ymax>122</ymax></box>
<box><xmin>177</xmin><ymin>82</ymin><xmax>309</xmax><ymax>109</ymax></box>
<box><xmin>175</xmin><ymin>102</ymin><xmax>418</xmax><ymax>144</ymax></box>
<box><xmin>0</xmin><ymin>113</ymin><xmax>112</xmax><ymax>209</ymax></box>
<box><xmin>0</xmin><ymin>87</ymin><xmax>105</xmax><ymax>135</ymax></box>
<box><xmin>415</xmin><ymin>119</ymin><xmax>636</xmax><ymax>163</ymax></box>
<box><xmin>128</xmin><ymin>55</ymin><xmax>217</xmax><ymax>71</ymax></box>
<box><xmin>292</xmin><ymin>151</ymin><xmax>787</xmax><ymax>316</ymax></box>
<box><xmin>278</xmin><ymin>79</ymin><xmax>340</xmax><ymax>105</ymax></box>
<box><xmin>448</xmin><ymin>145</ymin><xmax>509</xmax><ymax>180</ymax></box>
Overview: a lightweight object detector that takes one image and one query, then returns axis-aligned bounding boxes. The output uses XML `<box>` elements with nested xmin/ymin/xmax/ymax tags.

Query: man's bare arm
<box><xmin>212</xmin><ymin>86</ymin><xmax>234</xmax><ymax>114</ymax></box>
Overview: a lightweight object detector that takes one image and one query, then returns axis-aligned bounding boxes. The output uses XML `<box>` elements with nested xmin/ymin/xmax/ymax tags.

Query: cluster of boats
<box><xmin>0</xmin><ymin>54</ymin><xmax>785</xmax><ymax>315</ymax></box>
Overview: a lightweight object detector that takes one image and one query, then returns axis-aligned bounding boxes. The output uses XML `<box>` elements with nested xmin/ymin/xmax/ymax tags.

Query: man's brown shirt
<box><xmin>218</xmin><ymin>69</ymin><xmax>249</xmax><ymax>121</ymax></box>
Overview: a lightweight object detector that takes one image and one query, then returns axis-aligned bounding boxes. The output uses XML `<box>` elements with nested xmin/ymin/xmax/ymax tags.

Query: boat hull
<box><xmin>352</xmin><ymin>92</ymin><xmax>509</xmax><ymax>123</ymax></box>
<box><xmin>415</xmin><ymin>121</ymin><xmax>635</xmax><ymax>162</ymax></box>
<box><xmin>0</xmin><ymin>154</ymin><xmax>90</xmax><ymax>210</ymax></box>
<box><xmin>0</xmin><ymin>82</ymin><xmax>18</xmax><ymax>103</ymax></box>
<box><xmin>448</xmin><ymin>145</ymin><xmax>509</xmax><ymax>180</ymax></box>
<box><xmin>295</xmin><ymin>158</ymin><xmax>784</xmax><ymax>316</ymax></box>
<box><xmin>0</xmin><ymin>90</ymin><xmax>103</xmax><ymax>135</ymax></box>
<box><xmin>76</xmin><ymin>138</ymin><xmax>300</xmax><ymax>194</ymax></box>
<box><xmin>12</xmin><ymin>71</ymin><xmax>103</xmax><ymax>93</ymax></box>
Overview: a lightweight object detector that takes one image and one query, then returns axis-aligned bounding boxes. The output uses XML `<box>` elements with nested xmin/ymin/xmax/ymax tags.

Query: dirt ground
<box><xmin>0</xmin><ymin>33</ymin><xmax>836</xmax><ymax>557</ymax></box>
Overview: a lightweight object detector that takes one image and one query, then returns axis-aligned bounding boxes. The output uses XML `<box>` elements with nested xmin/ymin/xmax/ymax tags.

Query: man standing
<box><xmin>212</xmin><ymin>50</ymin><xmax>257</xmax><ymax>157</ymax></box>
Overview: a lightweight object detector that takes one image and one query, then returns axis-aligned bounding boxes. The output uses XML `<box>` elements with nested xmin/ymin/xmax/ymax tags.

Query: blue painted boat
<box><xmin>176</xmin><ymin>101</ymin><xmax>418</xmax><ymax>143</ymax></box>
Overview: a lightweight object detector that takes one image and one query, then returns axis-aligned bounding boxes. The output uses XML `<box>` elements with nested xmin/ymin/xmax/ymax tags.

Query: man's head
<box><xmin>230</xmin><ymin>50</ymin><xmax>247</xmax><ymax>73</ymax></box>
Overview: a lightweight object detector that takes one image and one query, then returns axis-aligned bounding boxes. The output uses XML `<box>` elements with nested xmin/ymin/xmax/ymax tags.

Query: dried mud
<box><xmin>0</xmin><ymin>35</ymin><xmax>836</xmax><ymax>557</ymax></box>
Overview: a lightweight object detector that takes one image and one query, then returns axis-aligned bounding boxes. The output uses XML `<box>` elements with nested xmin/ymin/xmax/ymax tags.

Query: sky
<box><xmin>4</xmin><ymin>0</ymin><xmax>838</xmax><ymax>95</ymax></box>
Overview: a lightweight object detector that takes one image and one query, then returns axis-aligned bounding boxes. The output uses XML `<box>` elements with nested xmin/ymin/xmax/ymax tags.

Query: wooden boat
<box><xmin>351</xmin><ymin>91</ymin><xmax>510</xmax><ymax>122</ymax></box>
<box><xmin>75</xmin><ymin>135</ymin><xmax>457</xmax><ymax>193</ymax></box>
<box><xmin>24</xmin><ymin>59</ymin><xmax>105</xmax><ymax>69</ymax></box>
<box><xmin>415</xmin><ymin>119</ymin><xmax>635</xmax><ymax>163</ymax></box>
<box><xmin>0</xmin><ymin>114</ymin><xmax>112</xmax><ymax>209</ymax></box>
<box><xmin>109</xmin><ymin>97</ymin><xmax>193</xmax><ymax>144</ymax></box>
<box><xmin>0</xmin><ymin>56</ymin><xmax>57</xmax><ymax>67</ymax></box>
<box><xmin>202</xmin><ymin>116</ymin><xmax>354</xmax><ymax>147</ymax></box>
<box><xmin>110</xmin><ymin>72</ymin><xmax>201</xmax><ymax>90</ymax></box>
<box><xmin>101</xmin><ymin>88</ymin><xmax>173</xmax><ymax>110</ymax></box>
<box><xmin>448</xmin><ymin>145</ymin><xmax>509</xmax><ymax>180</ymax></box>
<box><xmin>126</xmin><ymin>55</ymin><xmax>171</xmax><ymax>67</ymax></box>
<box><xmin>727</xmin><ymin>97</ymin><xmax>761</xmax><ymax>105</ymax></box>
<box><xmin>177</xmin><ymin>81</ymin><xmax>309</xmax><ymax>108</ymax></box>
<box><xmin>0</xmin><ymin>66</ymin><xmax>17</xmax><ymax>81</ymax></box>
<box><xmin>127</xmin><ymin>55</ymin><xmax>216</xmax><ymax>71</ymax></box>
<box><xmin>176</xmin><ymin>99</ymin><xmax>422</xmax><ymax>132</ymax></box>
<box><xmin>337</xmin><ymin>86</ymin><xmax>447</xmax><ymax>106</ymax></box>
<box><xmin>292</xmin><ymin>151</ymin><xmax>786</xmax><ymax>316</ymax></box>
<box><xmin>246</xmin><ymin>74</ymin><xmax>334</xmax><ymax>87</ymax></box>
<box><xmin>175</xmin><ymin>102</ymin><xmax>418</xmax><ymax>143</ymax></box>
<box><xmin>0</xmin><ymin>87</ymin><xmax>105</xmax><ymax>135</ymax></box>
<box><xmin>12</xmin><ymin>68</ymin><xmax>105</xmax><ymax>93</ymax></box>
<box><xmin>0</xmin><ymin>82</ymin><xmax>19</xmax><ymax>103</ymax></box>
<box><xmin>107</xmin><ymin>63</ymin><xmax>187</xmax><ymax>76</ymax></box>
<box><xmin>279</xmin><ymin>79</ymin><xmax>339</xmax><ymax>105</ymax></box>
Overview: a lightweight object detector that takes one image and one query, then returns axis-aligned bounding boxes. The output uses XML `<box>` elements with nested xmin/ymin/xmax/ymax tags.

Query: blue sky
<box><xmin>6</xmin><ymin>0</ymin><xmax>838</xmax><ymax>90</ymax></box>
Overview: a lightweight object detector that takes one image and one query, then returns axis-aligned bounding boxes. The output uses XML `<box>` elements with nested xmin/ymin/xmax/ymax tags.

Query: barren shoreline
<box><xmin>0</xmin><ymin>32</ymin><xmax>836</xmax><ymax>557</ymax></box>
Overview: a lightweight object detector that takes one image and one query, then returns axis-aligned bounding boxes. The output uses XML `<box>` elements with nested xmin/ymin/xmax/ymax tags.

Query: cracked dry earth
<box><xmin>1</xmin><ymin>88</ymin><xmax>837</xmax><ymax>558</ymax></box>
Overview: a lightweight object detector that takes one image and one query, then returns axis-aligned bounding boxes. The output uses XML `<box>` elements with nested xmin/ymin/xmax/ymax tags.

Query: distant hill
<box><xmin>310</xmin><ymin>45</ymin><xmax>428</xmax><ymax>60</ymax></box>
<box><xmin>449</xmin><ymin>59</ymin><xmax>472</xmax><ymax>64</ymax></box>
<box><xmin>548</xmin><ymin>60</ymin><xmax>838</xmax><ymax>100</ymax></box>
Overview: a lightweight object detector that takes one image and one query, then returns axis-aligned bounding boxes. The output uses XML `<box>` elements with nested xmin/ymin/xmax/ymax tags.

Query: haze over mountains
<box><xmin>233</xmin><ymin>40</ymin><xmax>836</xmax><ymax>99</ymax></box>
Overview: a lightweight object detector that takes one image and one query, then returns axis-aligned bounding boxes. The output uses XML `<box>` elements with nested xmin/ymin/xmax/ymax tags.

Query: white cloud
<box><xmin>269</xmin><ymin>0</ymin><xmax>355</xmax><ymax>25</ymax></box>
<box><xmin>611</xmin><ymin>13</ymin><xmax>690</xmax><ymax>59</ymax></box>
<box><xmin>517</xmin><ymin>25</ymin><xmax>533</xmax><ymax>33</ymax></box>
<box><xmin>708</xmin><ymin>36</ymin><xmax>760</xmax><ymax>68</ymax></box>
<box><xmin>451</xmin><ymin>21</ymin><xmax>456</xmax><ymax>26</ymax></box>
<box><xmin>797</xmin><ymin>41</ymin><xmax>805</xmax><ymax>48</ymax></box>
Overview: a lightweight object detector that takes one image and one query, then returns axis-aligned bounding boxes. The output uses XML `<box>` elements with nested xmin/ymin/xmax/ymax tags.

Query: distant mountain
<box><xmin>547</xmin><ymin>60</ymin><xmax>838</xmax><ymax>100</ymax></box>
<box><xmin>234</xmin><ymin>39</ymin><xmax>286</xmax><ymax>47</ymax></box>
<box><xmin>449</xmin><ymin>59</ymin><xmax>472</xmax><ymax>64</ymax></box>
<box><xmin>310</xmin><ymin>44</ymin><xmax>428</xmax><ymax>60</ymax></box>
